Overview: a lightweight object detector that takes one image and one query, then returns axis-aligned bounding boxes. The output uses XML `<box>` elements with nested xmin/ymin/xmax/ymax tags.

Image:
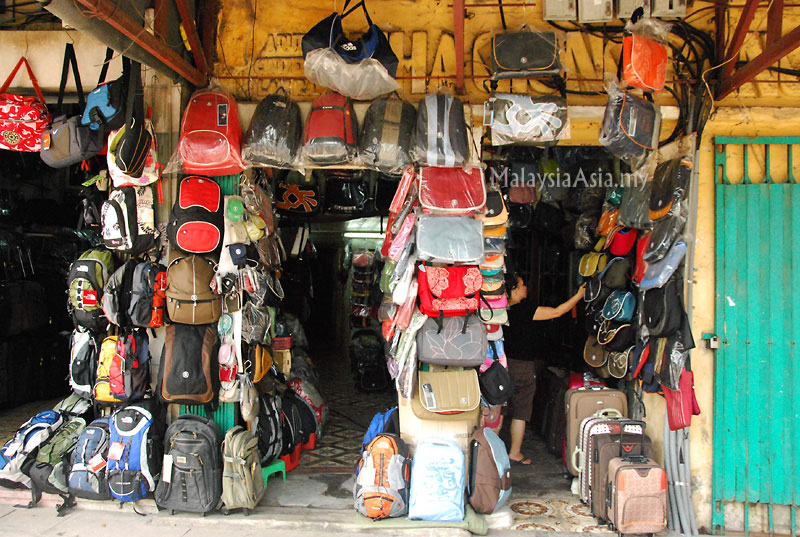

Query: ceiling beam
<box><xmin>721</xmin><ymin>0</ymin><xmax>760</xmax><ymax>81</ymax></box>
<box><xmin>715</xmin><ymin>3</ymin><xmax>726</xmax><ymax>63</ymax></box>
<box><xmin>73</xmin><ymin>0</ymin><xmax>207</xmax><ymax>87</ymax></box>
<box><xmin>454</xmin><ymin>0</ymin><xmax>465</xmax><ymax>93</ymax></box>
<box><xmin>174</xmin><ymin>0</ymin><xmax>209</xmax><ymax>75</ymax></box>
<box><xmin>717</xmin><ymin>24</ymin><xmax>800</xmax><ymax>99</ymax></box>
<box><xmin>767</xmin><ymin>0</ymin><xmax>784</xmax><ymax>45</ymax></box>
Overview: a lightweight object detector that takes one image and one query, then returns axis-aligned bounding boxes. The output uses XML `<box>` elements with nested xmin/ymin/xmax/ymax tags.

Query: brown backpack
<box><xmin>158</xmin><ymin>323</ymin><xmax>219</xmax><ymax>405</ymax></box>
<box><xmin>165</xmin><ymin>252</ymin><xmax>221</xmax><ymax>325</ymax></box>
<box><xmin>467</xmin><ymin>427</ymin><xmax>512</xmax><ymax>514</ymax></box>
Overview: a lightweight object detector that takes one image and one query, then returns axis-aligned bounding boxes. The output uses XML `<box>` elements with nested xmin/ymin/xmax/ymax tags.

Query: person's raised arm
<box><xmin>532</xmin><ymin>284</ymin><xmax>586</xmax><ymax>321</ymax></box>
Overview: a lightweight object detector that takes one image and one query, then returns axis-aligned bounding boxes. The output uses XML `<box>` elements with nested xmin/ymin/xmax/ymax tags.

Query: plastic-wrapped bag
<box><xmin>574</xmin><ymin>213</ymin><xmax>598</xmax><ymax>250</ymax></box>
<box><xmin>645</xmin><ymin>209</ymin><xmax>685</xmax><ymax>263</ymax></box>
<box><xmin>418</xmin><ymin>167</ymin><xmax>486</xmax><ymax>215</ymax></box>
<box><xmin>416</xmin><ymin>215</ymin><xmax>484</xmax><ymax>264</ymax></box>
<box><xmin>411</xmin><ymin>94</ymin><xmax>470</xmax><ymax>167</ymax></box>
<box><xmin>618</xmin><ymin>178</ymin><xmax>653</xmax><ymax>230</ymax></box>
<box><xmin>484</xmin><ymin>94</ymin><xmax>568</xmax><ymax>145</ymax></box>
<box><xmin>649</xmin><ymin>136</ymin><xmax>696</xmax><ymax>221</ymax></box>
<box><xmin>599</xmin><ymin>78</ymin><xmax>660</xmax><ymax>167</ymax></box>
<box><xmin>640</xmin><ymin>239</ymin><xmax>686</xmax><ymax>290</ymax></box>
<box><xmin>304</xmin><ymin>48</ymin><xmax>400</xmax><ymax>100</ymax></box>
<box><xmin>491</xmin><ymin>29</ymin><xmax>563</xmax><ymax>79</ymax></box>
<box><xmin>242</xmin><ymin>91</ymin><xmax>303</xmax><ymax>169</ymax></box>
<box><xmin>303</xmin><ymin>92</ymin><xmax>358</xmax><ymax>165</ymax></box>
<box><xmin>396</xmin><ymin>310</ymin><xmax>427</xmax><ymax>399</ymax></box>
<box><xmin>242</xmin><ymin>302</ymin><xmax>270</xmax><ymax>344</ymax></box>
<box><xmin>359</xmin><ymin>96</ymin><xmax>416</xmax><ymax>174</ymax></box>
<box><xmin>622</xmin><ymin>18</ymin><xmax>671</xmax><ymax>93</ymax></box>
<box><xmin>325</xmin><ymin>171</ymin><xmax>368</xmax><ymax>215</ymax></box>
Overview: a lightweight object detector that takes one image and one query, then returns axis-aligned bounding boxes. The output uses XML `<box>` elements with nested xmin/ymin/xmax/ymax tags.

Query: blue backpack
<box><xmin>0</xmin><ymin>410</ymin><xmax>63</xmax><ymax>489</ymax></box>
<box><xmin>80</xmin><ymin>49</ymin><xmax>129</xmax><ymax>133</ymax></box>
<box><xmin>408</xmin><ymin>437</ymin><xmax>466</xmax><ymax>522</ymax></box>
<box><xmin>107</xmin><ymin>399</ymin><xmax>165</xmax><ymax>503</ymax></box>
<box><xmin>361</xmin><ymin>407</ymin><xmax>399</xmax><ymax>452</ymax></box>
<box><xmin>68</xmin><ymin>417</ymin><xmax>112</xmax><ymax>501</ymax></box>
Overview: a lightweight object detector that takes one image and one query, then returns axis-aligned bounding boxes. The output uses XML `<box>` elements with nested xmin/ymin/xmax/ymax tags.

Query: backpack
<box><xmin>280</xmin><ymin>392</ymin><xmax>304</xmax><ymax>455</ymax></box>
<box><xmin>94</xmin><ymin>334</ymin><xmax>123</xmax><ymax>406</ymax></box>
<box><xmin>256</xmin><ymin>394</ymin><xmax>283</xmax><ymax>466</ymax></box>
<box><xmin>408</xmin><ymin>437</ymin><xmax>466</xmax><ymax>521</ymax></box>
<box><xmin>361</xmin><ymin>407</ymin><xmax>399</xmax><ymax>451</ymax></box>
<box><xmin>103</xmin><ymin>260</ymin><xmax>137</xmax><ymax>328</ymax></box>
<box><xmin>67</xmin><ymin>248</ymin><xmax>114</xmax><ymax>333</ymax></box>
<box><xmin>80</xmin><ymin>51</ymin><xmax>129</xmax><ymax>133</ymax></box>
<box><xmin>165</xmin><ymin>253</ymin><xmax>222</xmax><ymax>325</ymax></box>
<box><xmin>287</xmin><ymin>377</ymin><xmax>329</xmax><ymax>439</ymax></box>
<box><xmin>412</xmin><ymin>94</ymin><xmax>470</xmax><ymax>167</ymax></box>
<box><xmin>157</xmin><ymin>323</ymin><xmax>219</xmax><ymax>405</ymax></box>
<box><xmin>303</xmin><ymin>92</ymin><xmax>358</xmax><ymax>165</ymax></box>
<box><xmin>101</xmin><ymin>186</ymin><xmax>156</xmax><ymax>255</ymax></box>
<box><xmin>0</xmin><ymin>410</ymin><xmax>63</xmax><ymax>489</ymax></box>
<box><xmin>109</xmin><ymin>329</ymin><xmax>151</xmax><ymax>402</ymax></box>
<box><xmin>68</xmin><ymin>417</ymin><xmax>112</xmax><ymax>501</ymax></box>
<box><xmin>350</xmin><ymin>328</ymin><xmax>391</xmax><ymax>393</ymax></box>
<box><xmin>69</xmin><ymin>329</ymin><xmax>98</xmax><ymax>400</ymax></box>
<box><xmin>108</xmin><ymin>118</ymin><xmax>161</xmax><ymax>187</ymax></box>
<box><xmin>107</xmin><ymin>398</ymin><xmax>165</xmax><ymax>503</ymax></box>
<box><xmin>155</xmin><ymin>414</ymin><xmax>223</xmax><ymax>514</ymax></box>
<box><xmin>178</xmin><ymin>88</ymin><xmax>245</xmax><ymax>176</ymax></box>
<box><xmin>108</xmin><ymin>61</ymin><xmax>150</xmax><ymax>179</ymax></box>
<box><xmin>22</xmin><ymin>415</ymin><xmax>86</xmax><ymax>503</ymax></box>
<box><xmin>242</xmin><ymin>92</ymin><xmax>303</xmax><ymax>168</ymax></box>
<box><xmin>167</xmin><ymin>176</ymin><xmax>224</xmax><ymax>255</ymax></box>
<box><xmin>354</xmin><ymin>433</ymin><xmax>411</xmax><ymax>519</ymax></box>
<box><xmin>358</xmin><ymin>96</ymin><xmax>416</xmax><ymax>174</ymax></box>
<box><xmin>274</xmin><ymin>170</ymin><xmax>322</xmax><ymax>216</ymax></box>
<box><xmin>324</xmin><ymin>170</ymin><xmax>368</xmax><ymax>215</ymax></box>
<box><xmin>467</xmin><ymin>427</ymin><xmax>512</xmax><ymax>514</ymax></box>
<box><xmin>220</xmin><ymin>426</ymin><xmax>265</xmax><ymax>514</ymax></box>
<box><xmin>129</xmin><ymin>261</ymin><xmax>167</xmax><ymax>328</ymax></box>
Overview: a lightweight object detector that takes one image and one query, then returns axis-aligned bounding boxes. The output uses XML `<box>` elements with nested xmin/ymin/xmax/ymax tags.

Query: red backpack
<box><xmin>167</xmin><ymin>176</ymin><xmax>224</xmax><ymax>254</ymax></box>
<box><xmin>179</xmin><ymin>89</ymin><xmax>245</xmax><ymax>176</ymax></box>
<box><xmin>304</xmin><ymin>92</ymin><xmax>357</xmax><ymax>165</ymax></box>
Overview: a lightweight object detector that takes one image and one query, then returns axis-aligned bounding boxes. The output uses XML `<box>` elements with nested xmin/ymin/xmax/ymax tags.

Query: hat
<box><xmin>226</xmin><ymin>197</ymin><xmax>245</xmax><ymax>222</ymax></box>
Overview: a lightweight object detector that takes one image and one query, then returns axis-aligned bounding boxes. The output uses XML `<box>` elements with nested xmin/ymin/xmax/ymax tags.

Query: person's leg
<box><xmin>506</xmin><ymin>359</ymin><xmax>536</xmax><ymax>464</ymax></box>
<box><xmin>508</xmin><ymin>418</ymin><xmax>528</xmax><ymax>463</ymax></box>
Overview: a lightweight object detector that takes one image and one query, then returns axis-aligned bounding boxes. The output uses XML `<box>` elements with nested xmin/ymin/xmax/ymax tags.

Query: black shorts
<box><xmin>508</xmin><ymin>358</ymin><xmax>537</xmax><ymax>422</ymax></box>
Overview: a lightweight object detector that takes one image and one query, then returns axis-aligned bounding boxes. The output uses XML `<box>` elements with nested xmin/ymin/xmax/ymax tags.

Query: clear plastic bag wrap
<box><xmin>396</xmin><ymin>310</ymin><xmax>428</xmax><ymax>399</ymax></box>
<box><xmin>599</xmin><ymin>77</ymin><xmax>661</xmax><ymax>168</ymax></box>
<box><xmin>418</xmin><ymin>167</ymin><xmax>486</xmax><ymax>215</ymax></box>
<box><xmin>303</xmin><ymin>92</ymin><xmax>359</xmax><ymax>166</ymax></box>
<box><xmin>644</xmin><ymin>207</ymin><xmax>686</xmax><ymax>263</ymax></box>
<box><xmin>241</xmin><ymin>302</ymin><xmax>270</xmax><ymax>344</ymax></box>
<box><xmin>491</xmin><ymin>29</ymin><xmax>564</xmax><ymax>79</ymax></box>
<box><xmin>483</xmin><ymin>236</ymin><xmax>506</xmax><ymax>255</ymax></box>
<box><xmin>618</xmin><ymin>167</ymin><xmax>654</xmax><ymax>230</ymax></box>
<box><xmin>649</xmin><ymin>135</ymin><xmax>696</xmax><ymax>221</ymax></box>
<box><xmin>358</xmin><ymin>96</ymin><xmax>416</xmax><ymax>174</ymax></box>
<box><xmin>484</xmin><ymin>94</ymin><xmax>569</xmax><ymax>145</ymax></box>
<box><xmin>411</xmin><ymin>93</ymin><xmax>471</xmax><ymax>168</ymax></box>
<box><xmin>538</xmin><ymin>158</ymin><xmax>570</xmax><ymax>203</ymax></box>
<box><xmin>622</xmin><ymin>19</ymin><xmax>671</xmax><ymax>93</ymax></box>
<box><xmin>574</xmin><ymin>213</ymin><xmax>598</xmax><ymax>250</ymax></box>
<box><xmin>416</xmin><ymin>215</ymin><xmax>484</xmax><ymax>265</ymax></box>
<box><xmin>242</xmin><ymin>91</ymin><xmax>303</xmax><ymax>169</ymax></box>
<box><xmin>640</xmin><ymin>239</ymin><xmax>686</xmax><ymax>290</ymax></box>
<box><xmin>304</xmin><ymin>48</ymin><xmax>400</xmax><ymax>100</ymax></box>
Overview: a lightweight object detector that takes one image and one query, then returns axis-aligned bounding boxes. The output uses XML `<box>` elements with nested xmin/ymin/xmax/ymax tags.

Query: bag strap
<box><xmin>57</xmin><ymin>44</ymin><xmax>85</xmax><ymax>110</ymax></box>
<box><xmin>124</xmin><ymin>61</ymin><xmax>144</xmax><ymax>128</ymax></box>
<box><xmin>341</xmin><ymin>0</ymin><xmax>373</xmax><ymax>25</ymax></box>
<box><xmin>0</xmin><ymin>56</ymin><xmax>47</xmax><ymax>108</ymax></box>
<box><xmin>498</xmin><ymin>0</ymin><xmax>508</xmax><ymax>30</ymax></box>
<box><xmin>488</xmin><ymin>340</ymin><xmax>500</xmax><ymax>361</ymax></box>
<box><xmin>97</xmin><ymin>48</ymin><xmax>114</xmax><ymax>85</ymax></box>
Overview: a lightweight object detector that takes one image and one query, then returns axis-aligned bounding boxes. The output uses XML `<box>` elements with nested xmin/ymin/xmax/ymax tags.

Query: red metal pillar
<box><xmin>454</xmin><ymin>0</ymin><xmax>465</xmax><ymax>93</ymax></box>
<box><xmin>174</xmin><ymin>0</ymin><xmax>210</xmax><ymax>75</ymax></box>
<box><xmin>720</xmin><ymin>0</ymin><xmax>760</xmax><ymax>82</ymax></box>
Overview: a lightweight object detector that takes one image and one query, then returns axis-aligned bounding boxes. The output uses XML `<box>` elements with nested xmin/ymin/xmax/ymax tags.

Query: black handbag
<box><xmin>114</xmin><ymin>62</ymin><xmax>151</xmax><ymax>179</ymax></box>
<box><xmin>301</xmin><ymin>0</ymin><xmax>398</xmax><ymax>76</ymax></box>
<box><xmin>324</xmin><ymin>171</ymin><xmax>368</xmax><ymax>215</ymax></box>
<box><xmin>600</xmin><ymin>90</ymin><xmax>660</xmax><ymax>161</ymax></box>
<box><xmin>491</xmin><ymin>31</ymin><xmax>562</xmax><ymax>79</ymax></box>
<box><xmin>478</xmin><ymin>342</ymin><xmax>514</xmax><ymax>405</ymax></box>
<box><xmin>643</xmin><ymin>277</ymin><xmax>682</xmax><ymax>338</ymax></box>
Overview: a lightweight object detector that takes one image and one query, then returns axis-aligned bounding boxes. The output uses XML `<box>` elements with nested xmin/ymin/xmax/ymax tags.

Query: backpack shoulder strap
<box><xmin>58</xmin><ymin>44</ymin><xmax>85</xmax><ymax>110</ymax></box>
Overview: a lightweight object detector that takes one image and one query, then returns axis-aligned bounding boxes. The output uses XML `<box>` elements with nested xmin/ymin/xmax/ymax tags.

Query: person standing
<box><xmin>502</xmin><ymin>275</ymin><xmax>585</xmax><ymax>465</ymax></box>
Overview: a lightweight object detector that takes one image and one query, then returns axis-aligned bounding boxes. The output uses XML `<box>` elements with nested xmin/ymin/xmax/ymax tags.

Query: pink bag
<box><xmin>482</xmin><ymin>294</ymin><xmax>508</xmax><ymax>310</ymax></box>
<box><xmin>387</xmin><ymin>214</ymin><xmax>415</xmax><ymax>262</ymax></box>
<box><xmin>662</xmin><ymin>369</ymin><xmax>701</xmax><ymax>430</ymax></box>
<box><xmin>418</xmin><ymin>167</ymin><xmax>486</xmax><ymax>214</ymax></box>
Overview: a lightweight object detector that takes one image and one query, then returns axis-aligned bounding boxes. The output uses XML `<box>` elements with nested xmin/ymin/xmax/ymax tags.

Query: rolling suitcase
<box><xmin>564</xmin><ymin>387</ymin><xmax>627</xmax><ymax>476</ymax></box>
<box><xmin>574</xmin><ymin>410</ymin><xmax>625</xmax><ymax>504</ymax></box>
<box><xmin>606</xmin><ymin>451</ymin><xmax>667</xmax><ymax>534</ymax></box>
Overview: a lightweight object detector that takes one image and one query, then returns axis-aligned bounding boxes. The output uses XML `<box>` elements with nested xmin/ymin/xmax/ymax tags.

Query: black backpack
<box><xmin>644</xmin><ymin>277</ymin><xmax>683</xmax><ymax>338</ymax></box>
<box><xmin>412</xmin><ymin>94</ymin><xmax>470</xmax><ymax>167</ymax></box>
<box><xmin>154</xmin><ymin>414</ymin><xmax>223</xmax><ymax>514</ymax></box>
<box><xmin>242</xmin><ymin>92</ymin><xmax>303</xmax><ymax>168</ymax></box>
<box><xmin>167</xmin><ymin>176</ymin><xmax>224</xmax><ymax>255</ymax></box>
<box><xmin>113</xmin><ymin>62</ymin><xmax>151</xmax><ymax>179</ymax></box>
<box><xmin>102</xmin><ymin>260</ymin><xmax>138</xmax><ymax>328</ymax></box>
<box><xmin>280</xmin><ymin>393</ymin><xmax>304</xmax><ymax>456</ymax></box>
<box><xmin>324</xmin><ymin>170</ymin><xmax>368</xmax><ymax>215</ymax></box>
<box><xmin>358</xmin><ymin>96</ymin><xmax>416</xmax><ymax>174</ymax></box>
<box><xmin>256</xmin><ymin>394</ymin><xmax>283</xmax><ymax>465</ymax></box>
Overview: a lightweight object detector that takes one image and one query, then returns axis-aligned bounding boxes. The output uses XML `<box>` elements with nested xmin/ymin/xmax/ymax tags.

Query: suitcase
<box><xmin>606</xmin><ymin>455</ymin><xmax>667</xmax><ymax>534</ymax></box>
<box><xmin>591</xmin><ymin>421</ymin><xmax>653</xmax><ymax>520</ymax></box>
<box><xmin>567</xmin><ymin>372</ymin><xmax>606</xmax><ymax>390</ymax></box>
<box><xmin>548</xmin><ymin>381</ymin><xmax>568</xmax><ymax>455</ymax></box>
<box><xmin>574</xmin><ymin>411</ymin><xmax>625</xmax><ymax>503</ymax></box>
<box><xmin>564</xmin><ymin>387</ymin><xmax>627</xmax><ymax>476</ymax></box>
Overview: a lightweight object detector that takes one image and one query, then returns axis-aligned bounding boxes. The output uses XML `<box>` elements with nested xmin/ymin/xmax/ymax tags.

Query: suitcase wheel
<box><xmin>243</xmin><ymin>508</ymin><xmax>250</xmax><ymax>516</ymax></box>
<box><xmin>222</xmin><ymin>508</ymin><xmax>231</xmax><ymax>516</ymax></box>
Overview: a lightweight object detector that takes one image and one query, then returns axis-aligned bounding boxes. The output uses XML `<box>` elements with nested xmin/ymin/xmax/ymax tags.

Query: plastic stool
<box><xmin>280</xmin><ymin>444</ymin><xmax>302</xmax><ymax>472</ymax></box>
<box><xmin>262</xmin><ymin>459</ymin><xmax>286</xmax><ymax>487</ymax></box>
<box><xmin>301</xmin><ymin>433</ymin><xmax>317</xmax><ymax>451</ymax></box>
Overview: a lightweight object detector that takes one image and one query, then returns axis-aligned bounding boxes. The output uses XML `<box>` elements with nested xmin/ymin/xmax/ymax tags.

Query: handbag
<box><xmin>599</xmin><ymin>89</ymin><xmax>660</xmax><ymax>163</ymax></box>
<box><xmin>645</xmin><ymin>211</ymin><xmax>685</xmax><ymax>263</ymax></box>
<box><xmin>416</xmin><ymin>215</ymin><xmax>484</xmax><ymax>265</ymax></box>
<box><xmin>605</xmin><ymin>226</ymin><xmax>638</xmax><ymax>256</ymax></box>
<box><xmin>478</xmin><ymin>341</ymin><xmax>514</xmax><ymax>405</ymax></box>
<box><xmin>419</xmin><ymin>167</ymin><xmax>486</xmax><ymax>215</ymax></box>
<box><xmin>602</xmin><ymin>290</ymin><xmax>636</xmax><ymax>322</ymax></box>
<box><xmin>622</xmin><ymin>32</ymin><xmax>668</xmax><ymax>93</ymax></box>
<box><xmin>662</xmin><ymin>368</ymin><xmax>701</xmax><ymax>430</ymax></box>
<box><xmin>597</xmin><ymin>320</ymin><xmax>634</xmax><ymax>351</ymax></box>
<box><xmin>598</xmin><ymin>257</ymin><xmax>631</xmax><ymax>289</ymax></box>
<box><xmin>0</xmin><ymin>56</ymin><xmax>52</xmax><ymax>152</ymax></box>
<box><xmin>485</xmin><ymin>94</ymin><xmax>568</xmax><ymax>145</ymax></box>
<box><xmin>650</xmin><ymin>156</ymin><xmax>692</xmax><ymax>221</ymax></box>
<box><xmin>417</xmin><ymin>264</ymin><xmax>482</xmax><ymax>317</ymax></box>
<box><xmin>640</xmin><ymin>240</ymin><xmax>686</xmax><ymax>291</ymax></box>
<box><xmin>113</xmin><ymin>62</ymin><xmax>151</xmax><ymax>179</ymax></box>
<box><xmin>491</xmin><ymin>30</ymin><xmax>562</xmax><ymax>79</ymax></box>
<box><xmin>618</xmin><ymin>179</ymin><xmax>654</xmax><ymax>229</ymax></box>
<box><xmin>417</xmin><ymin>315</ymin><xmax>487</xmax><ymax>367</ymax></box>
<box><xmin>324</xmin><ymin>171</ymin><xmax>368</xmax><ymax>215</ymax></box>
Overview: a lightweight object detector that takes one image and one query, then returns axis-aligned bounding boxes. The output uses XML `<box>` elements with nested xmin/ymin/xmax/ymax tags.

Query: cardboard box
<box><xmin>398</xmin><ymin>385</ymin><xmax>480</xmax><ymax>454</ymax></box>
<box><xmin>273</xmin><ymin>349</ymin><xmax>292</xmax><ymax>378</ymax></box>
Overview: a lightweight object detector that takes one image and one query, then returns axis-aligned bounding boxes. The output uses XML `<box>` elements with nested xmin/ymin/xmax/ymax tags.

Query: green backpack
<box><xmin>23</xmin><ymin>415</ymin><xmax>86</xmax><ymax>506</ymax></box>
<box><xmin>67</xmin><ymin>248</ymin><xmax>114</xmax><ymax>332</ymax></box>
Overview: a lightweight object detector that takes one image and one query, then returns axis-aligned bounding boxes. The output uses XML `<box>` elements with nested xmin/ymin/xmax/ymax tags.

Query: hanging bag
<box><xmin>111</xmin><ymin>62</ymin><xmax>152</xmax><ymax>179</ymax></box>
<box><xmin>418</xmin><ymin>167</ymin><xmax>487</xmax><ymax>215</ymax></box>
<box><xmin>491</xmin><ymin>9</ymin><xmax>562</xmax><ymax>81</ymax></box>
<box><xmin>0</xmin><ymin>56</ymin><xmax>52</xmax><ymax>151</ymax></box>
<box><xmin>411</xmin><ymin>94</ymin><xmax>470</xmax><ymax>167</ymax></box>
<box><xmin>358</xmin><ymin>95</ymin><xmax>416</xmax><ymax>173</ymax></box>
<box><xmin>484</xmin><ymin>93</ymin><xmax>568</xmax><ymax>145</ymax></box>
<box><xmin>81</xmin><ymin>49</ymin><xmax>130</xmax><ymax>133</ymax></box>
<box><xmin>242</xmin><ymin>89</ymin><xmax>303</xmax><ymax>168</ymax></box>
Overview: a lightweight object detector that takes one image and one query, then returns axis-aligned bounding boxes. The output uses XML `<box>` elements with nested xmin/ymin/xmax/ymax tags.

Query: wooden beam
<box><xmin>721</xmin><ymin>0</ymin><xmax>760</xmax><ymax>81</ymax></box>
<box><xmin>718</xmin><ymin>24</ymin><xmax>800</xmax><ymax>99</ymax></box>
<box><xmin>715</xmin><ymin>2</ymin><xmax>726</xmax><ymax>63</ymax></box>
<box><xmin>199</xmin><ymin>0</ymin><xmax>220</xmax><ymax>74</ymax></box>
<box><xmin>174</xmin><ymin>0</ymin><xmax>209</xmax><ymax>75</ymax></box>
<box><xmin>454</xmin><ymin>0</ymin><xmax>465</xmax><ymax>93</ymax></box>
<box><xmin>153</xmin><ymin>0</ymin><xmax>169</xmax><ymax>43</ymax></box>
<box><xmin>767</xmin><ymin>0</ymin><xmax>784</xmax><ymax>45</ymax></box>
<box><xmin>73</xmin><ymin>0</ymin><xmax>207</xmax><ymax>87</ymax></box>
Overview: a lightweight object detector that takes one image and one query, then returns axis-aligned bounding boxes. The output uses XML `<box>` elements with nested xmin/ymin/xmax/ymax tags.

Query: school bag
<box><xmin>103</xmin><ymin>260</ymin><xmax>137</xmax><ymax>327</ymax></box>
<box><xmin>67</xmin><ymin>248</ymin><xmax>114</xmax><ymax>333</ymax></box>
<box><xmin>101</xmin><ymin>186</ymin><xmax>156</xmax><ymax>255</ymax></box>
<box><xmin>165</xmin><ymin>252</ymin><xmax>222</xmax><ymax>325</ymax></box>
<box><xmin>167</xmin><ymin>176</ymin><xmax>224</xmax><ymax>255</ymax></box>
<box><xmin>94</xmin><ymin>334</ymin><xmax>123</xmax><ymax>406</ymax></box>
<box><xmin>179</xmin><ymin>88</ymin><xmax>245</xmax><ymax>176</ymax></box>
<box><xmin>69</xmin><ymin>329</ymin><xmax>98</xmax><ymax>400</ymax></box>
<box><xmin>158</xmin><ymin>323</ymin><xmax>219</xmax><ymax>405</ymax></box>
<box><xmin>107</xmin><ymin>398</ymin><xmax>165</xmax><ymax>503</ymax></box>
<box><xmin>0</xmin><ymin>410</ymin><xmax>63</xmax><ymax>489</ymax></box>
<box><xmin>129</xmin><ymin>261</ymin><xmax>167</xmax><ymax>328</ymax></box>
<box><xmin>418</xmin><ymin>167</ymin><xmax>486</xmax><ymax>215</ymax></box>
<box><xmin>274</xmin><ymin>170</ymin><xmax>322</xmax><ymax>216</ymax></box>
<box><xmin>412</xmin><ymin>94</ymin><xmax>470</xmax><ymax>167</ymax></box>
<box><xmin>256</xmin><ymin>394</ymin><xmax>283</xmax><ymax>465</ymax></box>
<box><xmin>304</xmin><ymin>92</ymin><xmax>358</xmax><ymax>165</ymax></box>
<box><xmin>408</xmin><ymin>437</ymin><xmax>465</xmax><ymax>521</ymax></box>
<box><xmin>242</xmin><ymin>91</ymin><xmax>303</xmax><ymax>168</ymax></box>
<box><xmin>68</xmin><ymin>416</ymin><xmax>112</xmax><ymax>501</ymax></box>
<box><xmin>287</xmin><ymin>377</ymin><xmax>329</xmax><ymax>439</ymax></box>
<box><xmin>220</xmin><ymin>426</ymin><xmax>265</xmax><ymax>514</ymax></box>
<box><xmin>22</xmin><ymin>415</ymin><xmax>86</xmax><ymax>506</ymax></box>
<box><xmin>416</xmin><ymin>264</ymin><xmax>482</xmax><ymax>317</ymax></box>
<box><xmin>154</xmin><ymin>414</ymin><xmax>223</xmax><ymax>514</ymax></box>
<box><xmin>359</xmin><ymin>96</ymin><xmax>416</xmax><ymax>174</ymax></box>
<box><xmin>81</xmin><ymin>50</ymin><xmax>129</xmax><ymax>133</ymax></box>
<box><xmin>109</xmin><ymin>329</ymin><xmax>151</xmax><ymax>402</ymax></box>
<box><xmin>279</xmin><ymin>393</ymin><xmax>304</xmax><ymax>456</ymax></box>
<box><xmin>361</xmin><ymin>407</ymin><xmax>399</xmax><ymax>451</ymax></box>
<box><xmin>0</xmin><ymin>56</ymin><xmax>53</xmax><ymax>152</ymax></box>
<box><xmin>354</xmin><ymin>433</ymin><xmax>411</xmax><ymax>519</ymax></box>
<box><xmin>468</xmin><ymin>427</ymin><xmax>512</xmax><ymax>514</ymax></box>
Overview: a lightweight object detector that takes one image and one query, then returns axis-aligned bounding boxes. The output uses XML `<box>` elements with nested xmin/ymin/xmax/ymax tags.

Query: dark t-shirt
<box><xmin>503</xmin><ymin>298</ymin><xmax>539</xmax><ymax>362</ymax></box>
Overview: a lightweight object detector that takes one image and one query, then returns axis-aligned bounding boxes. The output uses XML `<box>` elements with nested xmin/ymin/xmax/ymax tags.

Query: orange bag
<box><xmin>622</xmin><ymin>34</ymin><xmax>667</xmax><ymax>93</ymax></box>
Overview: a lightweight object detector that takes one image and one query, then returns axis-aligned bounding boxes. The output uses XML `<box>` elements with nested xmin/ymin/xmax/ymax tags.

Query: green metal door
<box><xmin>713</xmin><ymin>137</ymin><xmax>800</xmax><ymax>536</ymax></box>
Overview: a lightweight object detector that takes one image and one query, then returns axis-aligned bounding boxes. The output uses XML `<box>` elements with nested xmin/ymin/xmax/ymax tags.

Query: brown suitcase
<box><xmin>575</xmin><ymin>413</ymin><xmax>625</xmax><ymax>504</ymax></box>
<box><xmin>606</xmin><ymin>455</ymin><xmax>667</xmax><ymax>534</ymax></box>
<box><xmin>590</xmin><ymin>421</ymin><xmax>654</xmax><ymax>520</ymax></box>
<box><xmin>564</xmin><ymin>387</ymin><xmax>627</xmax><ymax>476</ymax></box>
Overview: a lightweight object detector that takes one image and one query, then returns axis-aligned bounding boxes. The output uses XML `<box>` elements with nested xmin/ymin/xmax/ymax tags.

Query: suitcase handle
<box><xmin>571</xmin><ymin>447</ymin><xmax>582</xmax><ymax>473</ymax></box>
<box><xmin>595</xmin><ymin>407</ymin><xmax>623</xmax><ymax>418</ymax></box>
<box><xmin>618</xmin><ymin>419</ymin><xmax>647</xmax><ymax>458</ymax></box>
